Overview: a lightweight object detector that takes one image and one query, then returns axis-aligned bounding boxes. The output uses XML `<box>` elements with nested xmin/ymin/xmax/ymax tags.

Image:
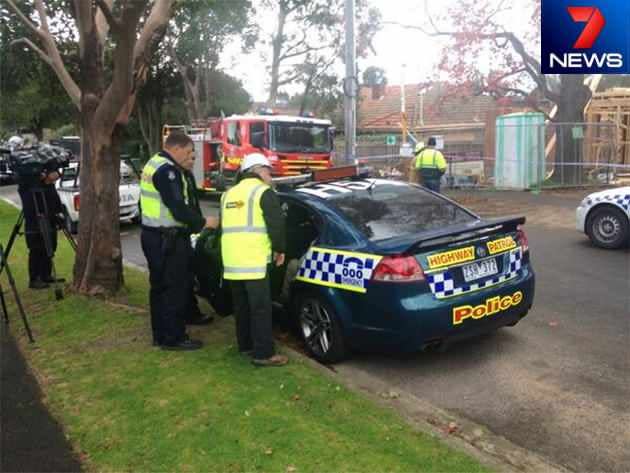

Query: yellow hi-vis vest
<box><xmin>415</xmin><ymin>149</ymin><xmax>447</xmax><ymax>172</ymax></box>
<box><xmin>140</xmin><ymin>154</ymin><xmax>188</xmax><ymax>228</ymax></box>
<box><xmin>221</xmin><ymin>177</ymin><xmax>272</xmax><ymax>280</ymax></box>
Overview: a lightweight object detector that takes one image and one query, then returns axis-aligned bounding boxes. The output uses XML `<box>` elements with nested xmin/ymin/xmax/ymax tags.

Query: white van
<box><xmin>56</xmin><ymin>160</ymin><xmax>141</xmax><ymax>233</ymax></box>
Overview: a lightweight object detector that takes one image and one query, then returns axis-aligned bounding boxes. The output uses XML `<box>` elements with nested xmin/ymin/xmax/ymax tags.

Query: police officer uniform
<box><xmin>220</xmin><ymin>155</ymin><xmax>287</xmax><ymax>365</ymax></box>
<box><xmin>140</xmin><ymin>151</ymin><xmax>206</xmax><ymax>350</ymax></box>
<box><xmin>415</xmin><ymin>138</ymin><xmax>447</xmax><ymax>193</ymax></box>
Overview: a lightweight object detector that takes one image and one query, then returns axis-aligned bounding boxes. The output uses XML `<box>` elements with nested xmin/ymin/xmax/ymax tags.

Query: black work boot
<box><xmin>29</xmin><ymin>279</ymin><xmax>50</xmax><ymax>290</ymax></box>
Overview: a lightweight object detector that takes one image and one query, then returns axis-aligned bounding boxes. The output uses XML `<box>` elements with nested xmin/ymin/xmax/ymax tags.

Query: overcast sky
<box><xmin>219</xmin><ymin>0</ymin><xmax>532</xmax><ymax>102</ymax></box>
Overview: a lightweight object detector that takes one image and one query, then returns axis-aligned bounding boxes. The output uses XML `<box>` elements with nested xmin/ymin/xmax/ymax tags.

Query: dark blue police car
<box><xmin>199</xmin><ymin>167</ymin><xmax>535</xmax><ymax>363</ymax></box>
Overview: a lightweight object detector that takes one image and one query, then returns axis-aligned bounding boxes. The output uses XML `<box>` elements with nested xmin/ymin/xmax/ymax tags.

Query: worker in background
<box><xmin>410</xmin><ymin>141</ymin><xmax>424</xmax><ymax>185</ymax></box>
<box><xmin>414</xmin><ymin>136</ymin><xmax>447</xmax><ymax>193</ymax></box>
<box><xmin>140</xmin><ymin>132</ymin><xmax>218</xmax><ymax>351</ymax></box>
<box><xmin>221</xmin><ymin>153</ymin><xmax>288</xmax><ymax>367</ymax></box>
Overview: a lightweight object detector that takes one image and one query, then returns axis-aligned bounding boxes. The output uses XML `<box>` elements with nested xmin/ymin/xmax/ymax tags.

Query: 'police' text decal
<box><xmin>296</xmin><ymin>247</ymin><xmax>383</xmax><ymax>293</ymax></box>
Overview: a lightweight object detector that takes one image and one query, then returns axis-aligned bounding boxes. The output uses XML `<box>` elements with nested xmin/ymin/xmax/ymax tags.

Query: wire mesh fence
<box><xmin>347</xmin><ymin>122</ymin><xmax>630</xmax><ymax>190</ymax></box>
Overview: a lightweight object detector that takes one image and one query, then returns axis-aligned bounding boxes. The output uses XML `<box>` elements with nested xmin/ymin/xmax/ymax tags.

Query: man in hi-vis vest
<box><xmin>221</xmin><ymin>153</ymin><xmax>288</xmax><ymax>367</ymax></box>
<box><xmin>414</xmin><ymin>136</ymin><xmax>447</xmax><ymax>193</ymax></box>
<box><xmin>140</xmin><ymin>132</ymin><xmax>218</xmax><ymax>351</ymax></box>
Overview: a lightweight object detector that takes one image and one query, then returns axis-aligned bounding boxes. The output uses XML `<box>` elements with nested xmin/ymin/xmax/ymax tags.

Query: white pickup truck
<box><xmin>56</xmin><ymin>160</ymin><xmax>141</xmax><ymax>233</ymax></box>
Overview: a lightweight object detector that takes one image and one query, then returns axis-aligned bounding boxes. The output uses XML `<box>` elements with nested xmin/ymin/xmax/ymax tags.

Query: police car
<box><xmin>199</xmin><ymin>167</ymin><xmax>535</xmax><ymax>363</ymax></box>
<box><xmin>576</xmin><ymin>187</ymin><xmax>630</xmax><ymax>249</ymax></box>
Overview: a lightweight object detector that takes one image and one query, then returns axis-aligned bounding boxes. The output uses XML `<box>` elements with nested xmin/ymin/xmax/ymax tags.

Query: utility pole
<box><xmin>343</xmin><ymin>0</ymin><xmax>356</xmax><ymax>164</ymax></box>
<box><xmin>401</xmin><ymin>64</ymin><xmax>407</xmax><ymax>144</ymax></box>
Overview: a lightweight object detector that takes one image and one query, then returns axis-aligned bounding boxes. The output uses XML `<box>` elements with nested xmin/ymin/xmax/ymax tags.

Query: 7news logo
<box><xmin>541</xmin><ymin>0</ymin><xmax>629</xmax><ymax>74</ymax></box>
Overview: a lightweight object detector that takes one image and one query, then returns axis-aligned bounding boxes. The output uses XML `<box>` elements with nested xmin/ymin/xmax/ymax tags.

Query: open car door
<box><xmin>192</xmin><ymin>228</ymin><xmax>233</xmax><ymax>316</ymax></box>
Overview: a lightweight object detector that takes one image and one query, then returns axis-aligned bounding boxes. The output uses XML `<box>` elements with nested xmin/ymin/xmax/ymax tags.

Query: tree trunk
<box><xmin>553</xmin><ymin>75</ymin><xmax>591</xmax><ymax>185</ymax></box>
<box><xmin>268</xmin><ymin>5</ymin><xmax>287</xmax><ymax>107</ymax></box>
<box><xmin>72</xmin><ymin>19</ymin><xmax>123</xmax><ymax>295</ymax></box>
<box><xmin>137</xmin><ymin>98</ymin><xmax>161</xmax><ymax>156</ymax></box>
<box><xmin>299</xmin><ymin>71</ymin><xmax>315</xmax><ymax>115</ymax></box>
<box><xmin>73</xmin><ymin>118</ymin><xmax>123</xmax><ymax>295</ymax></box>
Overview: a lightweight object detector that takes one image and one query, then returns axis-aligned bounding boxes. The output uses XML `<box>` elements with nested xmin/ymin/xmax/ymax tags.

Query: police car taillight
<box><xmin>73</xmin><ymin>194</ymin><xmax>80</xmax><ymax>211</ymax></box>
<box><xmin>516</xmin><ymin>225</ymin><xmax>529</xmax><ymax>253</ymax></box>
<box><xmin>372</xmin><ymin>256</ymin><xmax>425</xmax><ymax>282</ymax></box>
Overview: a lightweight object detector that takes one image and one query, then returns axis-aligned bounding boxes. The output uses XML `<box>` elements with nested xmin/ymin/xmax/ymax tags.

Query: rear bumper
<box><xmin>346</xmin><ymin>265</ymin><xmax>535</xmax><ymax>353</ymax></box>
<box><xmin>120</xmin><ymin>204</ymin><xmax>140</xmax><ymax>221</ymax></box>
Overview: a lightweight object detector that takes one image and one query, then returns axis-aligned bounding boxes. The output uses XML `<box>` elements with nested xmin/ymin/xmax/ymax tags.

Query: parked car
<box><xmin>576</xmin><ymin>187</ymin><xmax>630</xmax><ymax>249</ymax></box>
<box><xmin>195</xmin><ymin>168</ymin><xmax>535</xmax><ymax>363</ymax></box>
<box><xmin>0</xmin><ymin>154</ymin><xmax>14</xmax><ymax>184</ymax></box>
<box><xmin>56</xmin><ymin>160</ymin><xmax>141</xmax><ymax>233</ymax></box>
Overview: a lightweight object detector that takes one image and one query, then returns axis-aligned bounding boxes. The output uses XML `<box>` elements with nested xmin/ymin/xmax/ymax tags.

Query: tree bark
<box><xmin>171</xmin><ymin>49</ymin><xmax>202</xmax><ymax>122</ymax></box>
<box><xmin>74</xmin><ymin>120</ymin><xmax>123</xmax><ymax>295</ymax></box>
<box><xmin>268</xmin><ymin>4</ymin><xmax>288</xmax><ymax>106</ymax></box>
<box><xmin>6</xmin><ymin>0</ymin><xmax>174</xmax><ymax>296</ymax></box>
<box><xmin>72</xmin><ymin>4</ymin><xmax>123</xmax><ymax>295</ymax></box>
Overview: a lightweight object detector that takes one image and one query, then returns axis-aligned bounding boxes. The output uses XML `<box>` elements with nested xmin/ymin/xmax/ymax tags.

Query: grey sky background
<box><xmin>219</xmin><ymin>0</ymin><xmax>534</xmax><ymax>102</ymax></box>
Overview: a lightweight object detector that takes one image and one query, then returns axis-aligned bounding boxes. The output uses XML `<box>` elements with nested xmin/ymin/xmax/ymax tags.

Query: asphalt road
<box><xmin>1</xmin><ymin>184</ymin><xmax>628</xmax><ymax>472</ymax></box>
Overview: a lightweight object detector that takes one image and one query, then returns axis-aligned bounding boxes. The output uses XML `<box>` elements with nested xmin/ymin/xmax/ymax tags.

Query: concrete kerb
<box><xmin>118</xmin><ymin>258</ymin><xmax>568</xmax><ymax>473</ymax></box>
<box><xmin>0</xmin><ymin>191</ymin><xmax>565</xmax><ymax>473</ymax></box>
<box><xmin>283</xmin><ymin>345</ymin><xmax>570</xmax><ymax>473</ymax></box>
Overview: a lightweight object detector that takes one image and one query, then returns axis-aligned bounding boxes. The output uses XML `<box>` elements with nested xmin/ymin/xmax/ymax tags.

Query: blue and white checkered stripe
<box><xmin>427</xmin><ymin>249</ymin><xmax>523</xmax><ymax>299</ymax></box>
<box><xmin>586</xmin><ymin>193</ymin><xmax>630</xmax><ymax>213</ymax></box>
<box><xmin>297</xmin><ymin>248</ymin><xmax>379</xmax><ymax>292</ymax></box>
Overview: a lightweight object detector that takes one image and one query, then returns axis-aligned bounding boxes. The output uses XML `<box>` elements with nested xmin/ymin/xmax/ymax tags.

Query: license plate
<box><xmin>462</xmin><ymin>259</ymin><xmax>498</xmax><ymax>282</ymax></box>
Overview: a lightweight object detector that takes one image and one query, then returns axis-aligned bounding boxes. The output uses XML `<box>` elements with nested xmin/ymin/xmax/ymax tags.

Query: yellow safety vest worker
<box><xmin>221</xmin><ymin>177</ymin><xmax>272</xmax><ymax>280</ymax></box>
<box><xmin>140</xmin><ymin>154</ymin><xmax>189</xmax><ymax>228</ymax></box>
<box><xmin>415</xmin><ymin>148</ymin><xmax>447</xmax><ymax>172</ymax></box>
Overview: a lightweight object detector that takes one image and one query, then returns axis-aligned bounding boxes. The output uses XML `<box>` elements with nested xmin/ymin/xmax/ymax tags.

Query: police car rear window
<box><xmin>319</xmin><ymin>181</ymin><xmax>475</xmax><ymax>241</ymax></box>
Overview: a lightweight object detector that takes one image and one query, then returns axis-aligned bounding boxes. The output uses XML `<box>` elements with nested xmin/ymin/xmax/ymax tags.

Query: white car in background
<box><xmin>576</xmin><ymin>187</ymin><xmax>630</xmax><ymax>249</ymax></box>
<box><xmin>56</xmin><ymin>160</ymin><xmax>141</xmax><ymax>233</ymax></box>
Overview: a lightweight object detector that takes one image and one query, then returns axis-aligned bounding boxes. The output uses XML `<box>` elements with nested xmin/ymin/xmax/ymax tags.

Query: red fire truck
<box><xmin>163</xmin><ymin>114</ymin><xmax>335</xmax><ymax>191</ymax></box>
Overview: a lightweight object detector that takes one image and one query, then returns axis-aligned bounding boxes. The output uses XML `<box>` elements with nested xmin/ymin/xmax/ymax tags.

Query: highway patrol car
<box><xmin>199</xmin><ymin>167</ymin><xmax>535</xmax><ymax>363</ymax></box>
<box><xmin>576</xmin><ymin>187</ymin><xmax>630</xmax><ymax>249</ymax></box>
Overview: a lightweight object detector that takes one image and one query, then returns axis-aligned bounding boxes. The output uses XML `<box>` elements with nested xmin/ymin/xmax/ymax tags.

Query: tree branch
<box><xmin>3</xmin><ymin>0</ymin><xmax>44</xmax><ymax>39</ymax></box>
<box><xmin>279</xmin><ymin>34</ymin><xmax>307</xmax><ymax>60</ymax></box>
<box><xmin>10</xmin><ymin>37</ymin><xmax>51</xmax><ymax>65</ymax></box>
<box><xmin>94</xmin><ymin>0</ymin><xmax>121</xmax><ymax>35</ymax></box>
<box><xmin>278</xmin><ymin>70</ymin><xmax>304</xmax><ymax>86</ymax></box>
<box><xmin>133</xmin><ymin>0</ymin><xmax>175</xmax><ymax>67</ymax></box>
<box><xmin>6</xmin><ymin>0</ymin><xmax>81</xmax><ymax>108</ymax></box>
<box><xmin>280</xmin><ymin>42</ymin><xmax>332</xmax><ymax>61</ymax></box>
<box><xmin>94</xmin><ymin>0</ymin><xmax>113</xmax><ymax>46</ymax></box>
<box><xmin>32</xmin><ymin>0</ymin><xmax>51</xmax><ymax>33</ymax></box>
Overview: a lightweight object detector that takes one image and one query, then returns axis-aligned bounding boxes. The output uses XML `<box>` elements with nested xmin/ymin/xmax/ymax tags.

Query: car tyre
<box><xmin>587</xmin><ymin>206</ymin><xmax>629</xmax><ymax>249</ymax></box>
<box><xmin>295</xmin><ymin>292</ymin><xmax>347</xmax><ymax>364</ymax></box>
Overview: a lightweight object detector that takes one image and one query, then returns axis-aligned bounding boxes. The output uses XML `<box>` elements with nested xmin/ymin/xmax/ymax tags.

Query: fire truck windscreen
<box><xmin>268</xmin><ymin>122</ymin><xmax>331</xmax><ymax>154</ymax></box>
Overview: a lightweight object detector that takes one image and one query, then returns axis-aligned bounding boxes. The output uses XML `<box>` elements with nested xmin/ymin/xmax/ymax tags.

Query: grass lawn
<box><xmin>0</xmin><ymin>201</ymin><xmax>491</xmax><ymax>472</ymax></box>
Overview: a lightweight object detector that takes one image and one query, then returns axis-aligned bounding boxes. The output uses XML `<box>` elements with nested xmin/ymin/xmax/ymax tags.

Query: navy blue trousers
<box><xmin>141</xmin><ymin>229</ymin><xmax>193</xmax><ymax>345</ymax></box>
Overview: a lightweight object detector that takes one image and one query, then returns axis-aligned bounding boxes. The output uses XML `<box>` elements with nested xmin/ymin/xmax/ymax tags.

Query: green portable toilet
<box><xmin>495</xmin><ymin>112</ymin><xmax>545</xmax><ymax>190</ymax></box>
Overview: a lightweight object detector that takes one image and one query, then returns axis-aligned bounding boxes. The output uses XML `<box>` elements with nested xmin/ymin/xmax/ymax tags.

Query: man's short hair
<box><xmin>427</xmin><ymin>137</ymin><xmax>437</xmax><ymax>147</ymax></box>
<box><xmin>165</xmin><ymin>132</ymin><xmax>193</xmax><ymax>149</ymax></box>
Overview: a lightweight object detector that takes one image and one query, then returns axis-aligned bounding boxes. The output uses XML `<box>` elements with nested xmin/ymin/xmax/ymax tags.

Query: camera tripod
<box><xmin>0</xmin><ymin>243</ymin><xmax>34</xmax><ymax>342</ymax></box>
<box><xmin>0</xmin><ymin>186</ymin><xmax>77</xmax><ymax>303</ymax></box>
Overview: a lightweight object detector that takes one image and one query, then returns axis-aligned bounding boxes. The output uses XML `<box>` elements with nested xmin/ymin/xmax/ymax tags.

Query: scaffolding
<box><xmin>585</xmin><ymin>88</ymin><xmax>630</xmax><ymax>166</ymax></box>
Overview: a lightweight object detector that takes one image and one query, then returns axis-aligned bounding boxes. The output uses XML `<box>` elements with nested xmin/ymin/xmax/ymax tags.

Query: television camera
<box><xmin>0</xmin><ymin>144</ymin><xmax>72</xmax><ymax>186</ymax></box>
